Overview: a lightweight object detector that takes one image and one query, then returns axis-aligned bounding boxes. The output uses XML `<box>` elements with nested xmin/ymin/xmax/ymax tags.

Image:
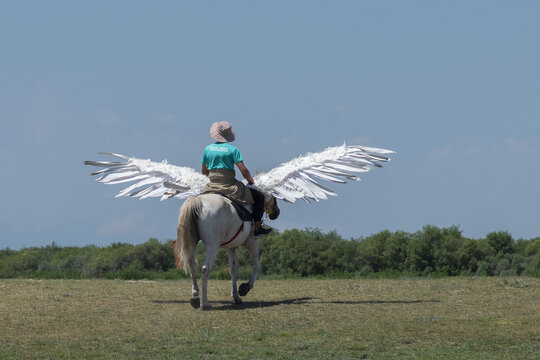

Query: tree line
<box><xmin>1</xmin><ymin>226</ymin><xmax>539</xmax><ymax>279</ymax></box>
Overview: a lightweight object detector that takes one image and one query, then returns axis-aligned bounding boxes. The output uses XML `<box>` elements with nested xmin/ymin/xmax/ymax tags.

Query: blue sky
<box><xmin>1</xmin><ymin>1</ymin><xmax>539</xmax><ymax>249</ymax></box>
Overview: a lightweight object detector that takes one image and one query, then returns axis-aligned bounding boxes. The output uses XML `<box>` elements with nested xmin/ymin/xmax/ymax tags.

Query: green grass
<box><xmin>0</xmin><ymin>278</ymin><xmax>538</xmax><ymax>359</ymax></box>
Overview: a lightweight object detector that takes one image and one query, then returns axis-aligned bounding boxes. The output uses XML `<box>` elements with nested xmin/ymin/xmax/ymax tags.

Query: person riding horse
<box><xmin>201</xmin><ymin>121</ymin><xmax>272</xmax><ymax>237</ymax></box>
<box><xmin>85</xmin><ymin>130</ymin><xmax>393</xmax><ymax>309</ymax></box>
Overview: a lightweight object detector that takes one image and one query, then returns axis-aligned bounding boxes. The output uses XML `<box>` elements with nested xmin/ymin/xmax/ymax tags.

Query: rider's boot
<box><xmin>254</xmin><ymin>221</ymin><xmax>272</xmax><ymax>237</ymax></box>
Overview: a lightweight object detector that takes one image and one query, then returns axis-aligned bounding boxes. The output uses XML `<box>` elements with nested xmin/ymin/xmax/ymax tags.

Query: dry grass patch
<box><xmin>0</xmin><ymin>278</ymin><xmax>538</xmax><ymax>359</ymax></box>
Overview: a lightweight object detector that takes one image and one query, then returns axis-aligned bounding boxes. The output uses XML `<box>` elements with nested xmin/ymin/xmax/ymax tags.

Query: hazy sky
<box><xmin>1</xmin><ymin>1</ymin><xmax>539</xmax><ymax>249</ymax></box>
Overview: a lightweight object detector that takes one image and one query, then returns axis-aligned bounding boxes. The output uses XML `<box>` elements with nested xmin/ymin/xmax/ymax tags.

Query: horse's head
<box><xmin>264</xmin><ymin>196</ymin><xmax>280</xmax><ymax>220</ymax></box>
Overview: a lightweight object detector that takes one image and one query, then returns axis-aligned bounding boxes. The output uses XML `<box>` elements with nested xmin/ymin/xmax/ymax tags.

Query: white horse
<box><xmin>175</xmin><ymin>193</ymin><xmax>280</xmax><ymax>310</ymax></box>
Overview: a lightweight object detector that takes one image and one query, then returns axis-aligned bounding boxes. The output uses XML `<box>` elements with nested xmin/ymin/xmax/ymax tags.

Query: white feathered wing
<box><xmin>84</xmin><ymin>153</ymin><xmax>209</xmax><ymax>201</ymax></box>
<box><xmin>253</xmin><ymin>144</ymin><xmax>394</xmax><ymax>203</ymax></box>
<box><xmin>84</xmin><ymin>144</ymin><xmax>394</xmax><ymax>203</ymax></box>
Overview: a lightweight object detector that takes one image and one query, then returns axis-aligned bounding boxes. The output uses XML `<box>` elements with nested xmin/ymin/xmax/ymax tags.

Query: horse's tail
<box><xmin>176</xmin><ymin>196</ymin><xmax>202</xmax><ymax>275</ymax></box>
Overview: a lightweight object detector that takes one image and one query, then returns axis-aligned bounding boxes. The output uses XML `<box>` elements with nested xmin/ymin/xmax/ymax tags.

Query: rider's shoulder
<box><xmin>205</xmin><ymin>142</ymin><xmax>239</xmax><ymax>151</ymax></box>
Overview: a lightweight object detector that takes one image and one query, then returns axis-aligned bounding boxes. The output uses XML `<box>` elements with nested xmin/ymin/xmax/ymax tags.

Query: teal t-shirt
<box><xmin>201</xmin><ymin>142</ymin><xmax>244</xmax><ymax>170</ymax></box>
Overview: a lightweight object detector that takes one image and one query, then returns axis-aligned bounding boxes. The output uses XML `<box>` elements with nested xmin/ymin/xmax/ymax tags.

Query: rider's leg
<box><xmin>249</xmin><ymin>188</ymin><xmax>272</xmax><ymax>236</ymax></box>
<box><xmin>249</xmin><ymin>188</ymin><xmax>265</xmax><ymax>230</ymax></box>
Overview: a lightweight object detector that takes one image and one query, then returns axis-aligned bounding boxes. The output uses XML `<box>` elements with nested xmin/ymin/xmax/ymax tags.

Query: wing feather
<box><xmin>115</xmin><ymin>176</ymin><xmax>163</xmax><ymax>198</ymax></box>
<box><xmin>297</xmin><ymin>172</ymin><xmax>337</xmax><ymax>197</ymax></box>
<box><xmin>84</xmin><ymin>153</ymin><xmax>208</xmax><ymax>200</ymax></box>
<box><xmin>303</xmin><ymin>169</ymin><xmax>346</xmax><ymax>183</ymax></box>
<box><xmin>253</xmin><ymin>144</ymin><xmax>394</xmax><ymax>203</ymax></box>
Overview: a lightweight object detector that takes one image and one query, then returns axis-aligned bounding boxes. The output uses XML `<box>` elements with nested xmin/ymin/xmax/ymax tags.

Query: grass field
<box><xmin>1</xmin><ymin>277</ymin><xmax>538</xmax><ymax>359</ymax></box>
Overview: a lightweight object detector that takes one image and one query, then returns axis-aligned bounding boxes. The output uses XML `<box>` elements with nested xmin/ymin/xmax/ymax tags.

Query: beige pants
<box><xmin>203</xmin><ymin>169</ymin><xmax>254</xmax><ymax>206</ymax></box>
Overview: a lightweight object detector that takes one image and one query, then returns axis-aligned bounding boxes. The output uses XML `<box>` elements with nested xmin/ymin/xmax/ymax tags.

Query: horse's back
<box><xmin>196</xmin><ymin>194</ymin><xmax>238</xmax><ymax>226</ymax></box>
<box><xmin>193</xmin><ymin>194</ymin><xmax>251</xmax><ymax>247</ymax></box>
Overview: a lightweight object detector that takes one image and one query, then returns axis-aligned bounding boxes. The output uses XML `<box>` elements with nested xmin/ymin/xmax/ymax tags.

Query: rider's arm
<box><xmin>201</xmin><ymin>163</ymin><xmax>209</xmax><ymax>176</ymax></box>
<box><xmin>236</xmin><ymin>161</ymin><xmax>254</xmax><ymax>185</ymax></box>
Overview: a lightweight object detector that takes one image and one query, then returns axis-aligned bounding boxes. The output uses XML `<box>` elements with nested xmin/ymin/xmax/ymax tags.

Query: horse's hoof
<box><xmin>202</xmin><ymin>303</ymin><xmax>213</xmax><ymax>311</ymax></box>
<box><xmin>239</xmin><ymin>283</ymin><xmax>251</xmax><ymax>297</ymax></box>
<box><xmin>190</xmin><ymin>297</ymin><xmax>200</xmax><ymax>309</ymax></box>
<box><xmin>233</xmin><ymin>297</ymin><xmax>243</xmax><ymax>305</ymax></box>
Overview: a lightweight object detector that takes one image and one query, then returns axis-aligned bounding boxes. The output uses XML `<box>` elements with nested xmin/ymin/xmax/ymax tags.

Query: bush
<box><xmin>1</xmin><ymin>227</ymin><xmax>539</xmax><ymax>279</ymax></box>
<box><xmin>486</xmin><ymin>231</ymin><xmax>514</xmax><ymax>255</ymax></box>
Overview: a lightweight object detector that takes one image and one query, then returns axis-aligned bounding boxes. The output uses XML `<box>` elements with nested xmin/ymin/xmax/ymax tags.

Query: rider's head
<box><xmin>210</xmin><ymin>121</ymin><xmax>235</xmax><ymax>143</ymax></box>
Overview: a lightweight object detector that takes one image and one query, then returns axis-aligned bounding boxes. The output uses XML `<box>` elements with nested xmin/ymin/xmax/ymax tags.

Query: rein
<box><xmin>220</xmin><ymin>223</ymin><xmax>245</xmax><ymax>247</ymax></box>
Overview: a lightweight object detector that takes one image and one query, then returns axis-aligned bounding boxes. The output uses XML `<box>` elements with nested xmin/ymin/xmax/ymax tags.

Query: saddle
<box><xmin>209</xmin><ymin>192</ymin><xmax>253</xmax><ymax>222</ymax></box>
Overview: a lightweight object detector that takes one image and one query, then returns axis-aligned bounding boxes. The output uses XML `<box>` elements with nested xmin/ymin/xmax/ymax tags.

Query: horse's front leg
<box><xmin>227</xmin><ymin>248</ymin><xmax>242</xmax><ymax>305</ymax></box>
<box><xmin>239</xmin><ymin>236</ymin><xmax>260</xmax><ymax>297</ymax></box>
<box><xmin>201</xmin><ymin>245</ymin><xmax>218</xmax><ymax>310</ymax></box>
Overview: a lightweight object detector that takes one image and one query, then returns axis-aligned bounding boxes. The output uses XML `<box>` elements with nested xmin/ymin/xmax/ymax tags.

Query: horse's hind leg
<box><xmin>188</xmin><ymin>256</ymin><xmax>200</xmax><ymax>309</ymax></box>
<box><xmin>201</xmin><ymin>245</ymin><xmax>218</xmax><ymax>310</ymax></box>
<box><xmin>227</xmin><ymin>248</ymin><xmax>242</xmax><ymax>305</ymax></box>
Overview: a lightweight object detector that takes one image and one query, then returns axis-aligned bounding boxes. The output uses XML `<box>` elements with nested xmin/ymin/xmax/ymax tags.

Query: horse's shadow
<box><xmin>151</xmin><ymin>297</ymin><xmax>440</xmax><ymax>310</ymax></box>
<box><xmin>150</xmin><ymin>297</ymin><xmax>314</xmax><ymax>310</ymax></box>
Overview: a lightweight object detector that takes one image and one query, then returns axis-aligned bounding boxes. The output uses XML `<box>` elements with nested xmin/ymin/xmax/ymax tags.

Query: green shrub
<box><xmin>1</xmin><ymin>228</ymin><xmax>539</xmax><ymax>279</ymax></box>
